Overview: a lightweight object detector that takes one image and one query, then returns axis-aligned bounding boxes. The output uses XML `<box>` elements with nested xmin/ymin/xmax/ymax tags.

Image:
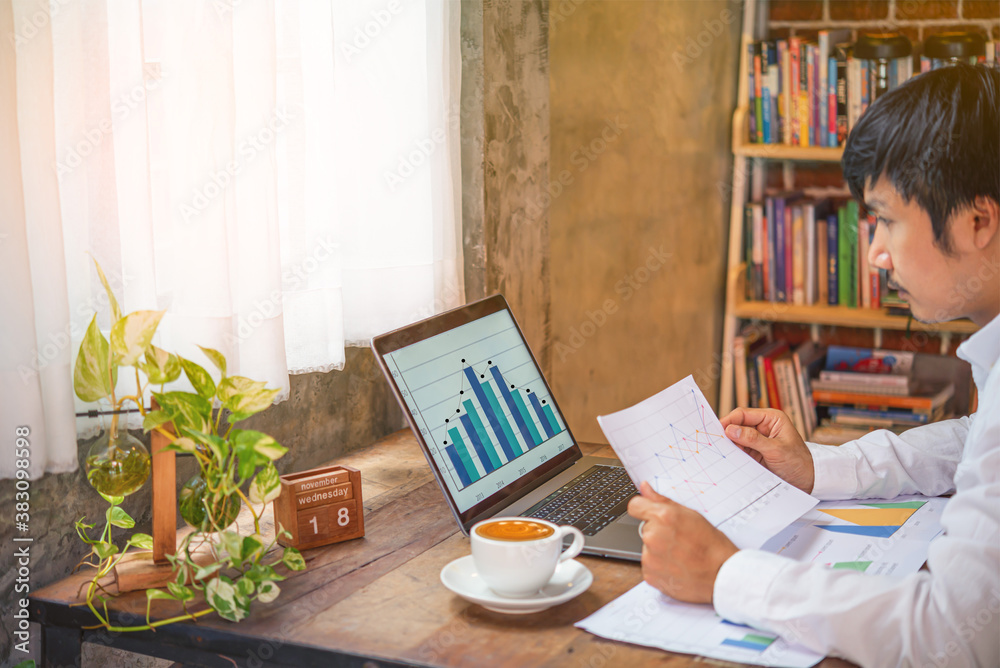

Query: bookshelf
<box><xmin>717</xmin><ymin>0</ymin><xmax>977</xmax><ymax>417</ymax></box>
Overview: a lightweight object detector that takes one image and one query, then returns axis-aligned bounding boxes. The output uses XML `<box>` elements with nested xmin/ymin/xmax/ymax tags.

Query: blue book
<box><xmin>766</xmin><ymin>197</ymin><xmax>777</xmax><ymax>301</ymax></box>
<box><xmin>827</xmin><ymin>212</ymin><xmax>838</xmax><ymax>305</ymax></box>
<box><xmin>761</xmin><ymin>45</ymin><xmax>773</xmax><ymax>144</ymax></box>
<box><xmin>828</xmin><ymin>56</ymin><xmax>838</xmax><ymax>147</ymax></box>
<box><xmin>774</xmin><ymin>197</ymin><xmax>787</xmax><ymax>302</ymax></box>
<box><xmin>828</xmin><ymin>406</ymin><xmax>930</xmax><ymax>425</ymax></box>
<box><xmin>748</xmin><ymin>43</ymin><xmax>756</xmax><ymax>143</ymax></box>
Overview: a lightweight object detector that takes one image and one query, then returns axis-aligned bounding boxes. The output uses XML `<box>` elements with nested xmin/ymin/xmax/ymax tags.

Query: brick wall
<box><xmin>767</xmin><ymin>0</ymin><xmax>999</xmax><ymax>45</ymax></box>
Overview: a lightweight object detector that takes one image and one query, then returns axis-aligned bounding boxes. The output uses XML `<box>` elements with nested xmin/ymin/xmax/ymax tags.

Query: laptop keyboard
<box><xmin>524</xmin><ymin>465</ymin><xmax>638</xmax><ymax>536</ymax></box>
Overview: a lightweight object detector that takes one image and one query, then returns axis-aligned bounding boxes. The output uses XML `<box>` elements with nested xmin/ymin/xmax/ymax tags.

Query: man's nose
<box><xmin>868</xmin><ymin>221</ymin><xmax>892</xmax><ymax>271</ymax></box>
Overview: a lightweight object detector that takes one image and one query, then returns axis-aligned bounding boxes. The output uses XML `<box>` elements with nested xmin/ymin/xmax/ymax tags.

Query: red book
<box><xmin>789</xmin><ymin>37</ymin><xmax>801</xmax><ymax>145</ymax></box>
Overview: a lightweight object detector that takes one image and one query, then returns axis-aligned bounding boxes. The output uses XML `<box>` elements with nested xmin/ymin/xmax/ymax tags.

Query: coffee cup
<box><xmin>470</xmin><ymin>517</ymin><xmax>585</xmax><ymax>598</ymax></box>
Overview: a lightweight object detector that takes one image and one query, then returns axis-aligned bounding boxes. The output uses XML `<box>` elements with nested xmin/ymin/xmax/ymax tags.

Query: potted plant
<box><xmin>72</xmin><ymin>260</ymin><xmax>304</xmax><ymax>631</ymax></box>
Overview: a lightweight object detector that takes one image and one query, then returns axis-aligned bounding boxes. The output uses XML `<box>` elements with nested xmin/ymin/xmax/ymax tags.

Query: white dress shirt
<box><xmin>714</xmin><ymin>312</ymin><xmax>1000</xmax><ymax>667</ymax></box>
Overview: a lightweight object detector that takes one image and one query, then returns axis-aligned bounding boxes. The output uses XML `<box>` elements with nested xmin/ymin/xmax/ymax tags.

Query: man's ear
<box><xmin>970</xmin><ymin>195</ymin><xmax>1000</xmax><ymax>250</ymax></box>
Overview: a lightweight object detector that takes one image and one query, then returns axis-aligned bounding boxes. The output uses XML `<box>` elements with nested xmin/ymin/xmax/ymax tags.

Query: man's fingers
<box><xmin>639</xmin><ymin>480</ymin><xmax>669</xmax><ymax>502</ymax></box>
<box><xmin>721</xmin><ymin>407</ymin><xmax>770</xmax><ymax>430</ymax></box>
<box><xmin>628</xmin><ymin>482</ymin><xmax>676</xmax><ymax>521</ymax></box>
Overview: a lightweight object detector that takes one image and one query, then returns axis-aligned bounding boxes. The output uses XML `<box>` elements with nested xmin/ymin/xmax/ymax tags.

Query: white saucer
<box><xmin>440</xmin><ymin>555</ymin><xmax>592</xmax><ymax>614</ymax></box>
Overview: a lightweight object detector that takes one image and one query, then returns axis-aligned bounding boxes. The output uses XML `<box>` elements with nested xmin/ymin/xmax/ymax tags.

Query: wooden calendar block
<box><xmin>273</xmin><ymin>465</ymin><xmax>365</xmax><ymax>550</ymax></box>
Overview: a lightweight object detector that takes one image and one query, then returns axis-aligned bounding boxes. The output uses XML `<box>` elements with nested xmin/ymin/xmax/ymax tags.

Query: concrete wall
<box><xmin>482</xmin><ymin>0</ymin><xmax>552</xmax><ymax>374</ymax></box>
<box><xmin>548</xmin><ymin>0</ymin><xmax>740</xmax><ymax>442</ymax></box>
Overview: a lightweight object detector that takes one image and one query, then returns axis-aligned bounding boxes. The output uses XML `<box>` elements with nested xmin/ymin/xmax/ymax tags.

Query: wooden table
<box><xmin>31</xmin><ymin>430</ymin><xmax>854</xmax><ymax>667</ymax></box>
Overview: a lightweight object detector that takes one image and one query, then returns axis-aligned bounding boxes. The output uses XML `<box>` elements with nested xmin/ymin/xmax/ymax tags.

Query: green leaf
<box><xmin>142</xmin><ymin>409</ymin><xmax>172</xmax><ymax>432</ymax></box>
<box><xmin>282</xmin><ymin>547</ymin><xmax>306</xmax><ymax>572</ymax></box>
<box><xmin>217</xmin><ymin>376</ymin><xmax>280</xmax><ymax>422</ymax></box>
<box><xmin>180</xmin><ymin>357</ymin><xmax>216</xmax><ymax>400</ymax></box>
<box><xmin>75</xmin><ymin>518</ymin><xmax>98</xmax><ymax>544</ymax></box>
<box><xmin>167</xmin><ymin>582</ymin><xmax>196</xmax><ymax>602</ymax></box>
<box><xmin>194</xmin><ymin>561</ymin><xmax>224</xmax><ymax>581</ymax></box>
<box><xmin>256</xmin><ymin>580</ymin><xmax>280</xmax><ymax>604</ymax></box>
<box><xmin>198</xmin><ymin>345</ymin><xmax>227</xmax><ymax>377</ymax></box>
<box><xmin>249</xmin><ymin>463</ymin><xmax>282</xmax><ymax>505</ymax></box>
<box><xmin>233</xmin><ymin>430</ymin><xmax>287</xmax><ymax>462</ymax></box>
<box><xmin>162</xmin><ymin>436</ymin><xmax>197</xmax><ymax>455</ymax></box>
<box><xmin>219</xmin><ymin>530</ymin><xmax>244</xmax><ymax>565</ymax></box>
<box><xmin>241</xmin><ymin>534</ymin><xmax>265</xmax><ymax>563</ymax></box>
<box><xmin>93</xmin><ymin>541</ymin><xmax>119</xmax><ymax>560</ymax></box>
<box><xmin>245</xmin><ymin>563</ymin><xmax>284</xmax><ymax>584</ymax></box>
<box><xmin>12</xmin><ymin>659</ymin><xmax>37</xmax><ymax>668</ymax></box>
<box><xmin>236</xmin><ymin>577</ymin><xmax>255</xmax><ymax>599</ymax></box>
<box><xmin>146</xmin><ymin>588</ymin><xmax>176</xmax><ymax>602</ymax></box>
<box><xmin>91</xmin><ymin>258</ymin><xmax>122</xmax><ymax>324</ymax></box>
<box><xmin>128</xmin><ymin>533</ymin><xmax>154</xmax><ymax>550</ymax></box>
<box><xmin>106</xmin><ymin>506</ymin><xmax>135</xmax><ymax>529</ymax></box>
<box><xmin>74</xmin><ymin>314</ymin><xmax>116</xmax><ymax>402</ymax></box>
<box><xmin>98</xmin><ymin>492</ymin><xmax>124</xmax><ymax>506</ymax></box>
<box><xmin>152</xmin><ymin>391</ymin><xmax>212</xmax><ymax>434</ymax></box>
<box><xmin>110</xmin><ymin>310</ymin><xmax>166</xmax><ymax>366</ymax></box>
<box><xmin>179</xmin><ymin>428</ymin><xmax>229</xmax><ymax>466</ymax></box>
<box><xmin>140</xmin><ymin>345</ymin><xmax>182</xmax><ymax>385</ymax></box>
<box><xmin>206</xmin><ymin>577</ymin><xmax>248</xmax><ymax>622</ymax></box>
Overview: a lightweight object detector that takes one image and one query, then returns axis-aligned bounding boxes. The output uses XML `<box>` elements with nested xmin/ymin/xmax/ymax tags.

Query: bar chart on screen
<box><xmin>440</xmin><ymin>360</ymin><xmax>564</xmax><ymax>489</ymax></box>
<box><xmin>382</xmin><ymin>310</ymin><xmax>572</xmax><ymax>509</ymax></box>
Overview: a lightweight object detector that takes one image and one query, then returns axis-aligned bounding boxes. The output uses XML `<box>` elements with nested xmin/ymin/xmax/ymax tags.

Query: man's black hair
<box><xmin>841</xmin><ymin>63</ymin><xmax>1000</xmax><ymax>252</ymax></box>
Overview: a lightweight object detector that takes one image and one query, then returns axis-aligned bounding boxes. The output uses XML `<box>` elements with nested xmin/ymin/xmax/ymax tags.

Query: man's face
<box><xmin>865</xmin><ymin>177</ymin><xmax>967</xmax><ymax>324</ymax></box>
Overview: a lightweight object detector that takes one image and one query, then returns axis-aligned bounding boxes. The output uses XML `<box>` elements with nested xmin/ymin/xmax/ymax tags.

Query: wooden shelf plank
<box><xmin>733</xmin><ymin>142</ymin><xmax>844</xmax><ymax>162</ymax></box>
<box><xmin>733</xmin><ymin>299</ymin><xmax>978</xmax><ymax>334</ymax></box>
<box><xmin>731</xmin><ymin>107</ymin><xmax>844</xmax><ymax>162</ymax></box>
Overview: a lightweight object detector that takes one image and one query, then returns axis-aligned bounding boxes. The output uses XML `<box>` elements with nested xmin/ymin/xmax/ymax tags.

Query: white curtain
<box><xmin>0</xmin><ymin>0</ymin><xmax>464</xmax><ymax>480</ymax></box>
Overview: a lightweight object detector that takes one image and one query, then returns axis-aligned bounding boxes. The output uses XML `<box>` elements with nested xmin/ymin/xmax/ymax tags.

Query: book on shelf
<box><xmin>827</xmin><ymin>406</ymin><xmax>930</xmax><ymax>427</ymax></box>
<box><xmin>811</xmin><ymin>381</ymin><xmax>954</xmax><ymax>415</ymax></box>
<box><xmin>792</xmin><ymin>340</ymin><xmax>825</xmax><ymax>437</ymax></box>
<box><xmin>825</xmin><ymin>345</ymin><xmax>915</xmax><ymax>374</ymax></box>
<box><xmin>744</xmin><ymin>30</ymin><xmax>906</xmax><ymax>148</ymax></box>
<box><xmin>743</xmin><ymin>194</ymin><xmax>898</xmax><ymax>312</ymax></box>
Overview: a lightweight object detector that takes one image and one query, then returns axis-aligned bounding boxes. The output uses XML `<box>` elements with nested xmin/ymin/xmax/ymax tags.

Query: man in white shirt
<box><xmin>628</xmin><ymin>63</ymin><xmax>1000</xmax><ymax>666</ymax></box>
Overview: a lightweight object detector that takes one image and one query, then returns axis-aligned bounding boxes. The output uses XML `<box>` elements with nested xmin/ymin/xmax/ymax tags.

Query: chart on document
<box><xmin>597</xmin><ymin>375</ymin><xmax>817</xmax><ymax>548</ymax></box>
<box><xmin>576</xmin><ymin>582</ymin><xmax>824</xmax><ymax>668</ymax></box>
<box><xmin>762</xmin><ymin>495</ymin><xmax>946</xmax><ymax>576</ymax></box>
<box><xmin>382</xmin><ymin>310</ymin><xmax>573</xmax><ymax>512</ymax></box>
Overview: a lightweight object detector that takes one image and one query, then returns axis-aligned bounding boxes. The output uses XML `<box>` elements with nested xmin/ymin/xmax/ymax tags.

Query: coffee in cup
<box><xmin>470</xmin><ymin>517</ymin><xmax>585</xmax><ymax>598</ymax></box>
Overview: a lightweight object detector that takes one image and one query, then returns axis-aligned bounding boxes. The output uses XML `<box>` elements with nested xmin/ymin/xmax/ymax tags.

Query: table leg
<box><xmin>41</xmin><ymin>625</ymin><xmax>82</xmax><ymax>668</ymax></box>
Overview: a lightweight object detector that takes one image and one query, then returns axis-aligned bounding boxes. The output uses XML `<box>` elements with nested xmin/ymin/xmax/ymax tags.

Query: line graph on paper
<box><xmin>597</xmin><ymin>376</ymin><xmax>817</xmax><ymax>548</ymax></box>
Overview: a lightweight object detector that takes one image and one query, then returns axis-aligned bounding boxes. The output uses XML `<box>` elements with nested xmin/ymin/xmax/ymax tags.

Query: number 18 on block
<box><xmin>273</xmin><ymin>465</ymin><xmax>365</xmax><ymax>550</ymax></box>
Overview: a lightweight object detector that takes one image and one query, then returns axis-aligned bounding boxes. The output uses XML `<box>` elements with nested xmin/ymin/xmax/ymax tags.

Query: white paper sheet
<box><xmin>597</xmin><ymin>375</ymin><xmax>818</xmax><ymax>548</ymax></box>
<box><xmin>576</xmin><ymin>582</ymin><xmax>825</xmax><ymax>668</ymax></box>
<box><xmin>577</xmin><ymin>495</ymin><xmax>946</xmax><ymax>667</ymax></box>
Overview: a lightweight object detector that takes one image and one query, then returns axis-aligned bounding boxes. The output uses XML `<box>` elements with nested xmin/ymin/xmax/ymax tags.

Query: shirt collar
<box><xmin>956</xmin><ymin>311</ymin><xmax>1000</xmax><ymax>391</ymax></box>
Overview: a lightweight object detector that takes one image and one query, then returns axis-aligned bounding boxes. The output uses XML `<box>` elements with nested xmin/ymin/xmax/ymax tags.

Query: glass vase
<box><xmin>84</xmin><ymin>428</ymin><xmax>151</xmax><ymax>497</ymax></box>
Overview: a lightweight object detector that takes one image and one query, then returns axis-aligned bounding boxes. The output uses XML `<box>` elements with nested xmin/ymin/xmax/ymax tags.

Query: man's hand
<box><xmin>720</xmin><ymin>407</ymin><xmax>816</xmax><ymax>493</ymax></box>
<box><xmin>627</xmin><ymin>481</ymin><xmax>738</xmax><ymax>604</ymax></box>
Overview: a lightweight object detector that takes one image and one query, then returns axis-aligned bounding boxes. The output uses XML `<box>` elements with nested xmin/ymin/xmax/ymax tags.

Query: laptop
<box><xmin>371</xmin><ymin>294</ymin><xmax>642</xmax><ymax>561</ymax></box>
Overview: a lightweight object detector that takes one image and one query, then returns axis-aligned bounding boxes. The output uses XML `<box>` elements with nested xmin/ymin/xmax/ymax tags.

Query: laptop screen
<box><xmin>372</xmin><ymin>295</ymin><xmax>579</xmax><ymax>526</ymax></box>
